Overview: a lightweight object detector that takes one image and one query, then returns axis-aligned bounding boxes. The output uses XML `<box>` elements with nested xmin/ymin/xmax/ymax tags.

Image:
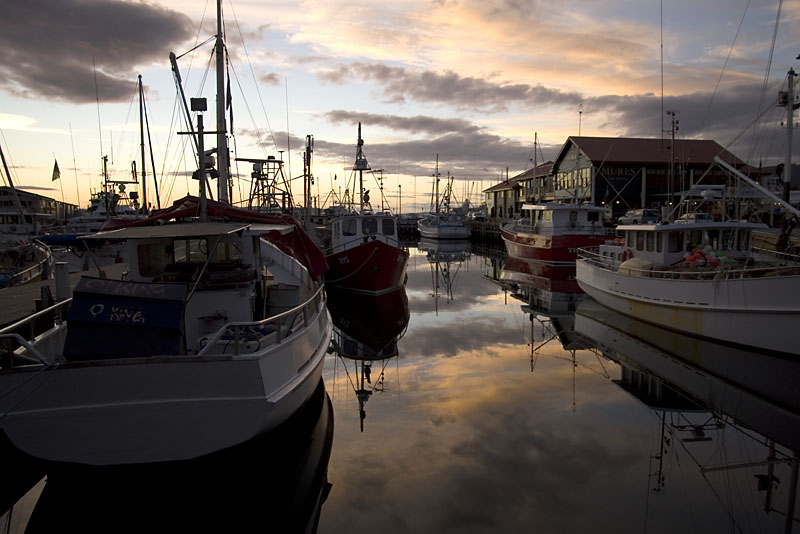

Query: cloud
<box><xmin>259</xmin><ymin>72</ymin><xmax>282</xmax><ymax>86</ymax></box>
<box><xmin>0</xmin><ymin>0</ymin><xmax>194</xmax><ymax>103</ymax></box>
<box><xmin>324</xmin><ymin>110</ymin><xmax>481</xmax><ymax>136</ymax></box>
<box><xmin>317</xmin><ymin>62</ymin><xmax>583</xmax><ymax>113</ymax></box>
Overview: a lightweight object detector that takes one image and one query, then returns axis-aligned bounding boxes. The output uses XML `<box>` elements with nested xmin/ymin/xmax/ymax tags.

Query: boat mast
<box><xmin>434</xmin><ymin>154</ymin><xmax>440</xmax><ymax>214</ymax></box>
<box><xmin>138</xmin><ymin>75</ymin><xmax>147</xmax><ymax>212</ymax></box>
<box><xmin>782</xmin><ymin>68</ymin><xmax>795</xmax><ymax>202</ymax></box>
<box><xmin>354</xmin><ymin>122</ymin><xmax>369</xmax><ymax>213</ymax></box>
<box><xmin>215</xmin><ymin>0</ymin><xmax>229</xmax><ymax>204</ymax></box>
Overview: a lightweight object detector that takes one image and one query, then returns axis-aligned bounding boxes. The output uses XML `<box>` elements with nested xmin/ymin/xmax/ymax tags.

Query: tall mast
<box><xmin>138</xmin><ymin>75</ymin><xmax>147</xmax><ymax>211</ymax></box>
<box><xmin>0</xmin><ymin>143</ymin><xmax>25</xmax><ymax>227</ymax></box>
<box><xmin>354</xmin><ymin>122</ymin><xmax>369</xmax><ymax>212</ymax></box>
<box><xmin>215</xmin><ymin>0</ymin><xmax>229</xmax><ymax>204</ymax></box>
<box><xmin>783</xmin><ymin>68</ymin><xmax>795</xmax><ymax>202</ymax></box>
<box><xmin>435</xmin><ymin>155</ymin><xmax>440</xmax><ymax>214</ymax></box>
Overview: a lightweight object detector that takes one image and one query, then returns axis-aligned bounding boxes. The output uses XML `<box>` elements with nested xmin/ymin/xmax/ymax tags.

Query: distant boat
<box><xmin>0</xmin><ymin>239</ymin><xmax>52</xmax><ymax>288</ymax></box>
<box><xmin>417</xmin><ymin>155</ymin><xmax>471</xmax><ymax>240</ymax></box>
<box><xmin>321</xmin><ymin>123</ymin><xmax>408</xmax><ymax>295</ymax></box>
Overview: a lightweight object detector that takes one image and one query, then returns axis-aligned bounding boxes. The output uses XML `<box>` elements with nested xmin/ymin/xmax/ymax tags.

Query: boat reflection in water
<box><xmin>575</xmin><ymin>299</ymin><xmax>800</xmax><ymax>528</ymax></box>
<box><xmin>2</xmin><ymin>379</ymin><xmax>334</xmax><ymax>533</ymax></box>
<box><xmin>327</xmin><ymin>286</ymin><xmax>410</xmax><ymax>431</ymax></box>
<box><xmin>417</xmin><ymin>238</ymin><xmax>471</xmax><ymax>312</ymax></box>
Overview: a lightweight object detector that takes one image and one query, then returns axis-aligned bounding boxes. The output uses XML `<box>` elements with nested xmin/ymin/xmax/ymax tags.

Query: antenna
<box><xmin>578</xmin><ymin>104</ymin><xmax>583</xmax><ymax>136</ymax></box>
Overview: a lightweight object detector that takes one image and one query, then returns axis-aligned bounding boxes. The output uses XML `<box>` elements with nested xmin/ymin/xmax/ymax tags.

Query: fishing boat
<box><xmin>0</xmin><ymin>239</ymin><xmax>52</xmax><ymax>289</ymax></box>
<box><xmin>575</xmin><ymin>159</ymin><xmax>800</xmax><ymax>356</ymax></box>
<box><xmin>417</xmin><ymin>156</ymin><xmax>471</xmax><ymax>239</ymax></box>
<box><xmin>501</xmin><ymin>255</ymin><xmax>581</xmax><ymax>294</ymax></box>
<box><xmin>321</xmin><ymin>124</ymin><xmax>408</xmax><ymax>295</ymax></box>
<box><xmin>0</xmin><ymin>2</ymin><xmax>332</xmax><ymax>465</ymax></box>
<box><xmin>501</xmin><ymin>202</ymin><xmax>609</xmax><ymax>262</ymax></box>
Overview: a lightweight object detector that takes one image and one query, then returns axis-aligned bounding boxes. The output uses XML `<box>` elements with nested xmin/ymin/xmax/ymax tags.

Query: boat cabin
<box><xmin>610</xmin><ymin>220</ymin><xmax>768</xmax><ymax>269</ymax></box>
<box><xmin>329</xmin><ymin>212</ymin><xmax>399</xmax><ymax>254</ymax></box>
<box><xmin>81</xmin><ymin>221</ymin><xmax>298</xmax><ymax>353</ymax></box>
<box><xmin>515</xmin><ymin>203</ymin><xmax>609</xmax><ymax>236</ymax></box>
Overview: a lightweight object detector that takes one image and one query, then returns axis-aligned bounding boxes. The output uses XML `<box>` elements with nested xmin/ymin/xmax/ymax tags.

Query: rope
<box><xmin>324</xmin><ymin>245</ymin><xmax>379</xmax><ymax>284</ymax></box>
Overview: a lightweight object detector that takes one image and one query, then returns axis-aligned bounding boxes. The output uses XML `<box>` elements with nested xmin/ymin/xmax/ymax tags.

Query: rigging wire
<box><xmin>698</xmin><ymin>0</ymin><xmax>752</xmax><ymax>136</ymax></box>
<box><xmin>747</xmin><ymin>0</ymin><xmax>783</xmax><ymax>165</ymax></box>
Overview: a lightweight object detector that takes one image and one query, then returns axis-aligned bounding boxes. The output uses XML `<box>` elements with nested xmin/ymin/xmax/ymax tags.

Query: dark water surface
<box><xmin>319</xmin><ymin>243</ymin><xmax>800</xmax><ymax>533</ymax></box>
<box><xmin>3</xmin><ymin>243</ymin><xmax>799</xmax><ymax>533</ymax></box>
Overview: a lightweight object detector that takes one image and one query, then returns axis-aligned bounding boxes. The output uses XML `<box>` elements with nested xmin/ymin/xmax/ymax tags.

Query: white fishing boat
<box><xmin>417</xmin><ymin>156</ymin><xmax>471</xmax><ymax>239</ymax></box>
<box><xmin>0</xmin><ymin>1</ymin><xmax>332</xmax><ymax>465</ymax></box>
<box><xmin>575</xmin><ymin>162</ymin><xmax>800</xmax><ymax>356</ymax></box>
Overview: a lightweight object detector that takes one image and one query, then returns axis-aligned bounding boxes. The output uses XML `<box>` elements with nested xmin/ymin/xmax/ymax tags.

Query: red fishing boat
<box><xmin>321</xmin><ymin>124</ymin><xmax>408</xmax><ymax>295</ymax></box>
<box><xmin>501</xmin><ymin>202</ymin><xmax>610</xmax><ymax>263</ymax></box>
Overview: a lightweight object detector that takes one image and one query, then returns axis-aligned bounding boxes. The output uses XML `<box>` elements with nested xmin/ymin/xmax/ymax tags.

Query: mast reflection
<box><xmin>327</xmin><ymin>286</ymin><xmax>410</xmax><ymax>431</ymax></box>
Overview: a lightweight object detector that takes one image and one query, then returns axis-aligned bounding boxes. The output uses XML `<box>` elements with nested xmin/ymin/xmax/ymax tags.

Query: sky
<box><xmin>0</xmin><ymin>0</ymin><xmax>798</xmax><ymax>213</ymax></box>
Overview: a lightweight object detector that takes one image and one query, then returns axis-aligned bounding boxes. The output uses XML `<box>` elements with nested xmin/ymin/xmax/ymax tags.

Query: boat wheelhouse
<box><xmin>501</xmin><ymin>202</ymin><xmax>610</xmax><ymax>263</ymax></box>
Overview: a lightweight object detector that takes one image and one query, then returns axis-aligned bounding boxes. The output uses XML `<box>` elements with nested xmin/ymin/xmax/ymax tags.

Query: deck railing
<box><xmin>196</xmin><ymin>283</ymin><xmax>326</xmax><ymax>357</ymax></box>
<box><xmin>506</xmin><ymin>220</ymin><xmax>615</xmax><ymax>237</ymax></box>
<box><xmin>577</xmin><ymin>246</ymin><xmax>800</xmax><ymax>281</ymax></box>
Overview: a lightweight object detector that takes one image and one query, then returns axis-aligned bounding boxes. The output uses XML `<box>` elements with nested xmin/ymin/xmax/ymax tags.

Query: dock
<box><xmin>0</xmin><ymin>262</ymin><xmax>130</xmax><ymax>329</ymax></box>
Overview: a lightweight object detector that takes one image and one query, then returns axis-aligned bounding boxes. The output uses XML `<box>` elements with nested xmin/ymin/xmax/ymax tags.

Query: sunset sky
<box><xmin>0</xmin><ymin>0</ymin><xmax>797</xmax><ymax>212</ymax></box>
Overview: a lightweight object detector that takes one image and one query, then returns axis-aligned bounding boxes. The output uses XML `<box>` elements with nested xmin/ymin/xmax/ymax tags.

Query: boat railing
<box><xmin>5</xmin><ymin>239</ymin><xmax>52</xmax><ymax>287</ymax></box>
<box><xmin>0</xmin><ymin>298</ymin><xmax>71</xmax><ymax>368</ymax></box>
<box><xmin>196</xmin><ymin>283</ymin><xmax>326</xmax><ymax>357</ymax></box>
<box><xmin>508</xmin><ymin>220</ymin><xmax>613</xmax><ymax>237</ymax></box>
<box><xmin>578</xmin><ymin>246</ymin><xmax>800</xmax><ymax>280</ymax></box>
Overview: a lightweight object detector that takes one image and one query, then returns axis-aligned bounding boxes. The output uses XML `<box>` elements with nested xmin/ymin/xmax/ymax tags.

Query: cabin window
<box><xmin>656</xmin><ymin>233</ymin><xmax>663</xmax><ymax>252</ymax></box>
<box><xmin>334</xmin><ymin>221</ymin><xmax>340</xmax><ymax>237</ymax></box>
<box><xmin>636</xmin><ymin>231</ymin><xmax>644</xmax><ymax>251</ymax></box>
<box><xmin>667</xmin><ymin>231</ymin><xmax>681</xmax><ymax>253</ymax></box>
<box><xmin>137</xmin><ymin>243</ymin><xmax>171</xmax><ymax>277</ymax></box>
<box><xmin>174</xmin><ymin>238</ymin><xmax>208</xmax><ymax>263</ymax></box>
<box><xmin>626</xmin><ymin>231</ymin><xmax>634</xmax><ymax>248</ymax></box>
<box><xmin>587</xmin><ymin>211</ymin><xmax>599</xmax><ymax>222</ymax></box>
<box><xmin>570</xmin><ymin>210</ymin><xmax>578</xmax><ymax>221</ymax></box>
<box><xmin>542</xmin><ymin>211</ymin><xmax>552</xmax><ymax>222</ymax></box>
<box><xmin>706</xmin><ymin>230</ymin><xmax>719</xmax><ymax>249</ymax></box>
<box><xmin>738</xmin><ymin>230</ymin><xmax>750</xmax><ymax>251</ymax></box>
<box><xmin>342</xmin><ymin>218</ymin><xmax>358</xmax><ymax>236</ymax></box>
<box><xmin>721</xmin><ymin>229</ymin><xmax>735</xmax><ymax>251</ymax></box>
<box><xmin>362</xmin><ymin>217</ymin><xmax>377</xmax><ymax>235</ymax></box>
<box><xmin>214</xmin><ymin>240</ymin><xmax>243</xmax><ymax>262</ymax></box>
<box><xmin>646</xmin><ymin>232</ymin><xmax>655</xmax><ymax>252</ymax></box>
<box><xmin>381</xmin><ymin>218</ymin><xmax>395</xmax><ymax>236</ymax></box>
<box><xmin>687</xmin><ymin>230</ymin><xmax>703</xmax><ymax>251</ymax></box>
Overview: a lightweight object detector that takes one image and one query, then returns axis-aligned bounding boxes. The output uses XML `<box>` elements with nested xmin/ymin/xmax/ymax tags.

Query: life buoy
<box><xmin>620</xmin><ymin>247</ymin><xmax>633</xmax><ymax>262</ymax></box>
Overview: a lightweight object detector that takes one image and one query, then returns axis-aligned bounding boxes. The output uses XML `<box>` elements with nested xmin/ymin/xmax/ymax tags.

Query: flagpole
<box><xmin>53</xmin><ymin>154</ymin><xmax>64</xmax><ymax>205</ymax></box>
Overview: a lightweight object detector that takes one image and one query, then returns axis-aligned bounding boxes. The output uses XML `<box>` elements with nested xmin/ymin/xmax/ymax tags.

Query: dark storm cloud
<box><xmin>0</xmin><ymin>0</ymin><xmax>193</xmax><ymax>103</ymax></box>
<box><xmin>318</xmin><ymin>62</ymin><xmax>583</xmax><ymax>112</ymax></box>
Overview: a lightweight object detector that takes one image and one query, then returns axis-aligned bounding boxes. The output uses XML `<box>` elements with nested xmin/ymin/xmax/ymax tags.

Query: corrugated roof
<box><xmin>483</xmin><ymin>161</ymin><xmax>553</xmax><ymax>193</ymax></box>
<box><xmin>565</xmin><ymin>137</ymin><xmax>746</xmax><ymax>167</ymax></box>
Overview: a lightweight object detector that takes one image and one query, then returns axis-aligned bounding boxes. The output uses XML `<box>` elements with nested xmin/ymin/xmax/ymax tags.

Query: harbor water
<box><xmin>2</xmin><ymin>242</ymin><xmax>798</xmax><ymax>533</ymax></box>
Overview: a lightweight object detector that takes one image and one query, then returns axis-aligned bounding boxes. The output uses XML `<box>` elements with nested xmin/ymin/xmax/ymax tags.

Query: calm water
<box><xmin>319</xmin><ymin>242</ymin><xmax>800</xmax><ymax>533</ymax></box>
<box><xmin>3</xmin><ymin>241</ymin><xmax>799</xmax><ymax>533</ymax></box>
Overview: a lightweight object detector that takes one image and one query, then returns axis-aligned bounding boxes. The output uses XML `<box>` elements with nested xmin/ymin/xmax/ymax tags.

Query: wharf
<box><xmin>0</xmin><ymin>262</ymin><xmax>129</xmax><ymax>329</ymax></box>
<box><xmin>468</xmin><ymin>220</ymin><xmax>503</xmax><ymax>244</ymax></box>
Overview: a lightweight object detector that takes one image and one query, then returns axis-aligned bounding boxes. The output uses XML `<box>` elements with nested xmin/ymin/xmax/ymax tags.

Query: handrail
<box><xmin>196</xmin><ymin>283</ymin><xmax>326</xmax><ymax>357</ymax></box>
<box><xmin>0</xmin><ymin>298</ymin><xmax>72</xmax><ymax>340</ymax></box>
<box><xmin>577</xmin><ymin>246</ymin><xmax>800</xmax><ymax>280</ymax></box>
<box><xmin>0</xmin><ymin>333</ymin><xmax>50</xmax><ymax>366</ymax></box>
<box><xmin>508</xmin><ymin>220</ymin><xmax>614</xmax><ymax>237</ymax></box>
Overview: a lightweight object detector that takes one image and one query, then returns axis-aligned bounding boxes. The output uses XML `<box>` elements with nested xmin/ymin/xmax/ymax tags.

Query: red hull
<box><xmin>501</xmin><ymin>256</ymin><xmax>581</xmax><ymax>293</ymax></box>
<box><xmin>500</xmin><ymin>228</ymin><xmax>607</xmax><ymax>263</ymax></box>
<box><xmin>325</xmin><ymin>240</ymin><xmax>408</xmax><ymax>294</ymax></box>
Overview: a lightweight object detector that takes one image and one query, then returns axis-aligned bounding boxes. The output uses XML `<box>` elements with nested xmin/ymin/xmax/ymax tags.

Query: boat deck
<box><xmin>0</xmin><ymin>262</ymin><xmax>129</xmax><ymax>328</ymax></box>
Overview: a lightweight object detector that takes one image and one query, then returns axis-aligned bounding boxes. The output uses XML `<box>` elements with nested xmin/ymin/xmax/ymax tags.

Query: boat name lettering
<box><xmin>83</xmin><ymin>278</ymin><xmax>167</xmax><ymax>297</ymax></box>
<box><xmin>89</xmin><ymin>303</ymin><xmax>105</xmax><ymax>318</ymax></box>
<box><xmin>109</xmin><ymin>306</ymin><xmax>146</xmax><ymax>324</ymax></box>
<box><xmin>338</xmin><ymin>256</ymin><xmax>350</xmax><ymax>264</ymax></box>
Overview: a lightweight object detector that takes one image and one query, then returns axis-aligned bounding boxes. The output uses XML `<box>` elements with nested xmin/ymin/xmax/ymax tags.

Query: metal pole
<box><xmin>138</xmin><ymin>75</ymin><xmax>147</xmax><ymax>212</ymax></box>
<box><xmin>215</xmin><ymin>0</ymin><xmax>229</xmax><ymax>204</ymax></box>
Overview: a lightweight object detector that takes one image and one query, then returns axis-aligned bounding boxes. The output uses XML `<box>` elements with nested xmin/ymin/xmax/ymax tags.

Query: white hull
<box><xmin>418</xmin><ymin>222</ymin><xmax>470</xmax><ymax>240</ymax></box>
<box><xmin>0</xmin><ymin>307</ymin><xmax>331</xmax><ymax>465</ymax></box>
<box><xmin>575</xmin><ymin>259</ymin><xmax>800</xmax><ymax>356</ymax></box>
